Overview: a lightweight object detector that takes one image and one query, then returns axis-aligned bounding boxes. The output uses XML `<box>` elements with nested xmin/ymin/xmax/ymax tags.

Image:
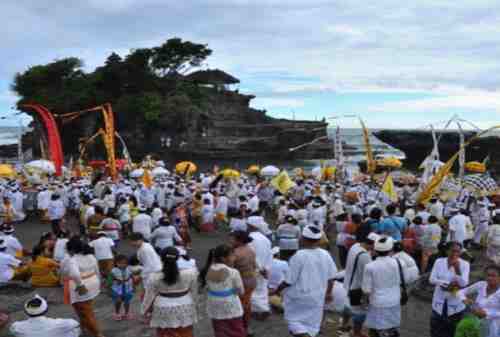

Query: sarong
<box><xmin>430</xmin><ymin>310</ymin><xmax>464</xmax><ymax>337</ymax></box>
<box><xmin>156</xmin><ymin>326</ymin><xmax>193</xmax><ymax>337</ymax></box>
<box><xmin>239</xmin><ymin>283</ymin><xmax>255</xmax><ymax>330</ymax></box>
<box><xmin>284</xmin><ymin>295</ymin><xmax>324</xmax><ymax>337</ymax></box>
<box><xmin>200</xmin><ymin>222</ymin><xmax>216</xmax><ymax>232</ymax></box>
<box><xmin>73</xmin><ymin>300</ymin><xmax>101</xmax><ymax>337</ymax></box>
<box><xmin>212</xmin><ymin>317</ymin><xmax>246</xmax><ymax>337</ymax></box>
<box><xmin>251</xmin><ymin>274</ymin><xmax>270</xmax><ymax>313</ymax></box>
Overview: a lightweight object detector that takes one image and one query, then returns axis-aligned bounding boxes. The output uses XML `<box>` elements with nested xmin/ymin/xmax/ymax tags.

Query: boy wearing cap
<box><xmin>10</xmin><ymin>295</ymin><xmax>80</xmax><ymax>337</ymax></box>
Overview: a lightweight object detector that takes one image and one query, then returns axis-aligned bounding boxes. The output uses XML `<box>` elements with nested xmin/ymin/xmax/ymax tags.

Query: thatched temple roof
<box><xmin>185</xmin><ymin>69</ymin><xmax>240</xmax><ymax>85</ymax></box>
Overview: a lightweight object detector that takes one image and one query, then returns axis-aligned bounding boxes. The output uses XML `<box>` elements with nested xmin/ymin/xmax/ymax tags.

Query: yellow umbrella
<box><xmin>464</xmin><ymin>161</ymin><xmax>486</xmax><ymax>173</ymax></box>
<box><xmin>321</xmin><ymin>166</ymin><xmax>336</xmax><ymax>180</ymax></box>
<box><xmin>0</xmin><ymin>164</ymin><xmax>15</xmax><ymax>178</ymax></box>
<box><xmin>246</xmin><ymin>165</ymin><xmax>260</xmax><ymax>175</ymax></box>
<box><xmin>175</xmin><ymin>161</ymin><xmax>197</xmax><ymax>174</ymax></box>
<box><xmin>222</xmin><ymin>169</ymin><xmax>241</xmax><ymax>179</ymax></box>
<box><xmin>376</xmin><ymin>156</ymin><xmax>403</xmax><ymax>169</ymax></box>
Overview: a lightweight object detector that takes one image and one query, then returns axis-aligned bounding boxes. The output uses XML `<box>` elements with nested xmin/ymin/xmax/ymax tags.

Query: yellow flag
<box><xmin>360</xmin><ymin>118</ymin><xmax>376</xmax><ymax>175</ymax></box>
<box><xmin>142</xmin><ymin>168</ymin><xmax>153</xmax><ymax>188</ymax></box>
<box><xmin>271</xmin><ymin>171</ymin><xmax>296</xmax><ymax>195</ymax></box>
<box><xmin>417</xmin><ymin>124</ymin><xmax>500</xmax><ymax>204</ymax></box>
<box><xmin>382</xmin><ymin>174</ymin><xmax>398</xmax><ymax>202</ymax></box>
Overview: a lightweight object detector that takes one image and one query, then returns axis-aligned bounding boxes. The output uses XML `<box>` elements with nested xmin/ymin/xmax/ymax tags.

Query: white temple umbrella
<box><xmin>152</xmin><ymin>166</ymin><xmax>170</xmax><ymax>177</ymax></box>
<box><xmin>260</xmin><ymin>165</ymin><xmax>280</xmax><ymax>177</ymax></box>
<box><xmin>130</xmin><ymin>168</ymin><xmax>144</xmax><ymax>178</ymax></box>
<box><xmin>25</xmin><ymin>160</ymin><xmax>56</xmax><ymax>174</ymax></box>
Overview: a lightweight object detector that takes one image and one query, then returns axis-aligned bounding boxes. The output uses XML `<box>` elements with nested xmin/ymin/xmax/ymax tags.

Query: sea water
<box><xmin>0</xmin><ymin>127</ymin><xmax>403</xmax><ymax>171</ymax></box>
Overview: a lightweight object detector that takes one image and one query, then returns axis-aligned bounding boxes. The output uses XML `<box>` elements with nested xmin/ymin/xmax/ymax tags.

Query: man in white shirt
<box><xmin>447</xmin><ymin>209</ymin><xmax>471</xmax><ymax>247</ymax></box>
<box><xmin>132</xmin><ymin>207</ymin><xmax>153</xmax><ymax>241</ymax></box>
<box><xmin>473</xmin><ymin>199</ymin><xmax>491</xmax><ymax>247</ymax></box>
<box><xmin>429</xmin><ymin>197</ymin><xmax>444</xmax><ymax>221</ymax></box>
<box><xmin>0</xmin><ymin>239</ymin><xmax>22</xmax><ymax>284</ymax></box>
<box><xmin>48</xmin><ymin>193</ymin><xmax>65</xmax><ymax>235</ymax></box>
<box><xmin>129</xmin><ymin>232</ymin><xmax>162</xmax><ymax>287</ymax></box>
<box><xmin>247</xmin><ymin>191</ymin><xmax>260</xmax><ymax>214</ymax></box>
<box><xmin>0</xmin><ymin>225</ymin><xmax>23</xmax><ymax>257</ymax></box>
<box><xmin>89</xmin><ymin>232</ymin><xmax>115</xmax><ymax>279</ymax></box>
<box><xmin>362</xmin><ymin>236</ymin><xmax>402</xmax><ymax>336</ymax></box>
<box><xmin>248</xmin><ymin>216</ymin><xmax>273</xmax><ymax>320</ymax></box>
<box><xmin>10</xmin><ymin>295</ymin><xmax>80</xmax><ymax>337</ymax></box>
<box><xmin>344</xmin><ymin>230</ymin><xmax>378</xmax><ymax>337</ymax></box>
<box><xmin>275</xmin><ymin>226</ymin><xmax>337</xmax><ymax>337</ymax></box>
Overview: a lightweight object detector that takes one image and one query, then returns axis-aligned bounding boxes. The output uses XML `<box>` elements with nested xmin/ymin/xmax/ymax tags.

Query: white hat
<box><xmin>97</xmin><ymin>231</ymin><xmax>108</xmax><ymax>236</ymax></box>
<box><xmin>271</xmin><ymin>246</ymin><xmax>280</xmax><ymax>256</ymax></box>
<box><xmin>302</xmin><ymin>225</ymin><xmax>322</xmax><ymax>240</ymax></box>
<box><xmin>374</xmin><ymin>236</ymin><xmax>394</xmax><ymax>252</ymax></box>
<box><xmin>24</xmin><ymin>294</ymin><xmax>48</xmax><ymax>316</ymax></box>
<box><xmin>247</xmin><ymin>216</ymin><xmax>262</xmax><ymax>229</ymax></box>
<box><xmin>367</xmin><ymin>232</ymin><xmax>381</xmax><ymax>243</ymax></box>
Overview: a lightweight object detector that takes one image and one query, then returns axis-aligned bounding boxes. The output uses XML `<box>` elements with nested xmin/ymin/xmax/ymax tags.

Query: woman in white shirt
<box><xmin>60</xmin><ymin>237</ymin><xmax>103</xmax><ymax>337</ymax></box>
<box><xmin>276</xmin><ymin>215</ymin><xmax>301</xmax><ymax>261</ymax></box>
<box><xmin>200</xmin><ymin>244</ymin><xmax>246</xmax><ymax>337</ymax></box>
<box><xmin>142</xmin><ymin>246</ymin><xmax>198</xmax><ymax>337</ymax></box>
<box><xmin>151</xmin><ymin>218</ymin><xmax>183</xmax><ymax>252</ymax></box>
<box><xmin>429</xmin><ymin>241</ymin><xmax>470</xmax><ymax>337</ymax></box>
<box><xmin>459</xmin><ymin>265</ymin><xmax>500</xmax><ymax>337</ymax></box>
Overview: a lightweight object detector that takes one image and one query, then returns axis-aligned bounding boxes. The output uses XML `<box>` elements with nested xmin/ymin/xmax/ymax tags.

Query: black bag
<box><xmin>396</xmin><ymin>258</ymin><xmax>409</xmax><ymax>306</ymax></box>
<box><xmin>347</xmin><ymin>251</ymin><xmax>367</xmax><ymax>306</ymax></box>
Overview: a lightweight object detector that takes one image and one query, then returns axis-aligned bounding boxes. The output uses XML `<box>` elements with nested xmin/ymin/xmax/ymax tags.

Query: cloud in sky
<box><xmin>1</xmin><ymin>0</ymin><xmax>500</xmax><ymax>128</ymax></box>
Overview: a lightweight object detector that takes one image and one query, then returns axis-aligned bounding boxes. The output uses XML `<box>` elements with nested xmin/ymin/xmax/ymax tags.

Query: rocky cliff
<box><xmin>374</xmin><ymin>129</ymin><xmax>500</xmax><ymax>174</ymax></box>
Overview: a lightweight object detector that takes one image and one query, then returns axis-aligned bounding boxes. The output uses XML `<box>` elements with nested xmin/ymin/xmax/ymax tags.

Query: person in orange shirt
<box><xmin>28</xmin><ymin>245</ymin><xmax>60</xmax><ymax>288</ymax></box>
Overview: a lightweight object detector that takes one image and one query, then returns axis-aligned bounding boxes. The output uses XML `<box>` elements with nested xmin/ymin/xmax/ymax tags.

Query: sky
<box><xmin>1</xmin><ymin>0</ymin><xmax>500</xmax><ymax>129</ymax></box>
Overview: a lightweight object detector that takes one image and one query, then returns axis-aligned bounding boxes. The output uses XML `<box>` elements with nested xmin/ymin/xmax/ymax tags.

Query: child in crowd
<box><xmin>200</xmin><ymin>198</ymin><xmax>215</xmax><ymax>232</ymax></box>
<box><xmin>110</xmin><ymin>255</ymin><xmax>134</xmax><ymax>321</ymax></box>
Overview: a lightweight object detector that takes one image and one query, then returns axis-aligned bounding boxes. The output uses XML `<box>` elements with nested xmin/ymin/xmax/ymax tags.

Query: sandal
<box><xmin>112</xmin><ymin>313</ymin><xmax>122</xmax><ymax>321</ymax></box>
<box><xmin>125</xmin><ymin>313</ymin><xmax>135</xmax><ymax>320</ymax></box>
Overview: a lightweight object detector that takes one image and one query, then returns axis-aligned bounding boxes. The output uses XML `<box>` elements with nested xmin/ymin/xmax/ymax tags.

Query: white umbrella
<box><xmin>25</xmin><ymin>160</ymin><xmax>56</xmax><ymax>174</ymax></box>
<box><xmin>152</xmin><ymin>167</ymin><xmax>169</xmax><ymax>177</ymax></box>
<box><xmin>130</xmin><ymin>168</ymin><xmax>144</xmax><ymax>178</ymax></box>
<box><xmin>260</xmin><ymin>165</ymin><xmax>280</xmax><ymax>177</ymax></box>
<box><xmin>311</xmin><ymin>166</ymin><xmax>322</xmax><ymax>178</ymax></box>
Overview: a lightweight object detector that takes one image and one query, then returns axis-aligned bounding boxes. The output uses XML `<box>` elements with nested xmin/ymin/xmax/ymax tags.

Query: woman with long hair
<box><xmin>200</xmin><ymin>244</ymin><xmax>245</xmax><ymax>337</ymax></box>
<box><xmin>60</xmin><ymin>236</ymin><xmax>103</xmax><ymax>337</ymax></box>
<box><xmin>142</xmin><ymin>247</ymin><xmax>198</xmax><ymax>337</ymax></box>
<box><xmin>228</xmin><ymin>231</ymin><xmax>257</xmax><ymax>333</ymax></box>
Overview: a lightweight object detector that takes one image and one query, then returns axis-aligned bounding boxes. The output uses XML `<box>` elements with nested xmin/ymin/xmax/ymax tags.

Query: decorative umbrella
<box><xmin>464</xmin><ymin>174</ymin><xmax>498</xmax><ymax>193</ymax></box>
<box><xmin>246</xmin><ymin>165</ymin><xmax>260</xmax><ymax>175</ymax></box>
<box><xmin>464</xmin><ymin>161</ymin><xmax>486</xmax><ymax>174</ymax></box>
<box><xmin>152</xmin><ymin>167</ymin><xmax>170</xmax><ymax>177</ymax></box>
<box><xmin>175</xmin><ymin>161</ymin><xmax>197</xmax><ymax>175</ymax></box>
<box><xmin>130</xmin><ymin>168</ymin><xmax>144</xmax><ymax>178</ymax></box>
<box><xmin>0</xmin><ymin>164</ymin><xmax>15</xmax><ymax>178</ymax></box>
<box><xmin>376</xmin><ymin>156</ymin><xmax>403</xmax><ymax>169</ymax></box>
<box><xmin>25</xmin><ymin>160</ymin><xmax>56</xmax><ymax>174</ymax></box>
<box><xmin>260</xmin><ymin>165</ymin><xmax>280</xmax><ymax>177</ymax></box>
<box><xmin>222</xmin><ymin>169</ymin><xmax>240</xmax><ymax>180</ymax></box>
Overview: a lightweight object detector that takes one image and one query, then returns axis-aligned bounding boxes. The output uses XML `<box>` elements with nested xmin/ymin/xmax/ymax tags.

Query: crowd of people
<box><xmin>0</xmin><ymin>169</ymin><xmax>500</xmax><ymax>337</ymax></box>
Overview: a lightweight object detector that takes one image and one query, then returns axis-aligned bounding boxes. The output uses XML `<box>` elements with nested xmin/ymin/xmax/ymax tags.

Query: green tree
<box><xmin>151</xmin><ymin>38</ymin><xmax>212</xmax><ymax>77</ymax></box>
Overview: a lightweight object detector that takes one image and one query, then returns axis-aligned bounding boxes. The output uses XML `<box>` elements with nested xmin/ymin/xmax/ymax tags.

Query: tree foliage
<box><xmin>12</xmin><ymin>37</ymin><xmax>212</xmax><ymax>125</ymax></box>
